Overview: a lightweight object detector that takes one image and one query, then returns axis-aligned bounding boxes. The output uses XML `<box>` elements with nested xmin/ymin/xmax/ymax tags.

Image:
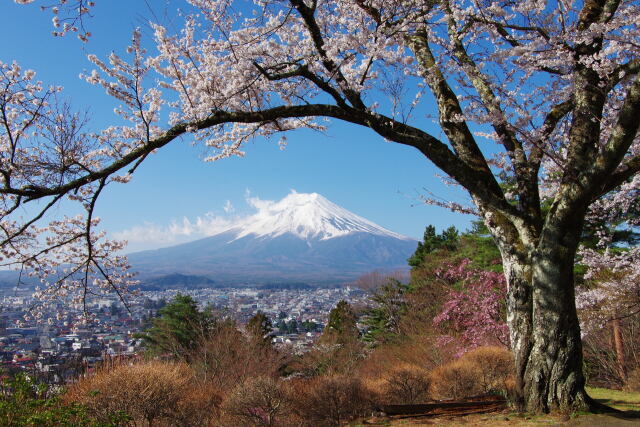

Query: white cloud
<box><xmin>114</xmin><ymin>214</ymin><xmax>234</xmax><ymax>253</ymax></box>
<box><xmin>115</xmin><ymin>189</ymin><xmax>305</xmax><ymax>253</ymax></box>
<box><xmin>246</xmin><ymin>195</ymin><xmax>273</xmax><ymax>211</ymax></box>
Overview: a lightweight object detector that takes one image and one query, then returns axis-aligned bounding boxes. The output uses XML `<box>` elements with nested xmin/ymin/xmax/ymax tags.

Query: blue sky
<box><xmin>3</xmin><ymin>1</ymin><xmax>475</xmax><ymax>252</ymax></box>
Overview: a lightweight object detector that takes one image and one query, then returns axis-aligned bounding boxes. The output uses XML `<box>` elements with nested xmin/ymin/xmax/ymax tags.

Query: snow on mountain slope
<box><xmin>128</xmin><ymin>192</ymin><xmax>417</xmax><ymax>285</ymax></box>
<box><xmin>223</xmin><ymin>191</ymin><xmax>411</xmax><ymax>242</ymax></box>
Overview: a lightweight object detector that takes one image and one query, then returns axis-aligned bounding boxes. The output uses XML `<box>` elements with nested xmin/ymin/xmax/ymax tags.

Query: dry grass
<box><xmin>624</xmin><ymin>367</ymin><xmax>640</xmax><ymax>393</ymax></box>
<box><xmin>587</xmin><ymin>386</ymin><xmax>640</xmax><ymax>411</ymax></box>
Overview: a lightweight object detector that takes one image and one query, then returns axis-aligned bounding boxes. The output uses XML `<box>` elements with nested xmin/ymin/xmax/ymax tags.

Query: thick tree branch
<box><xmin>600</xmin><ymin>0</ymin><xmax>622</xmax><ymax>24</ymax></box>
<box><xmin>444</xmin><ymin>3</ymin><xmax>541</xmax><ymax>225</ymax></box>
<box><xmin>289</xmin><ymin>0</ymin><xmax>367</xmax><ymax>110</ymax></box>
<box><xmin>598</xmin><ymin>155</ymin><xmax>640</xmax><ymax>198</ymax></box>
<box><xmin>607</xmin><ymin>60</ymin><xmax>640</xmax><ymax>93</ymax></box>
<box><xmin>405</xmin><ymin>30</ymin><xmax>507</xmax><ymax>208</ymax></box>
<box><xmin>1</xmin><ymin>105</ymin><xmax>354</xmax><ymax>200</ymax></box>
<box><xmin>1</xmin><ymin>97</ymin><xmax>521</xmax><ymax>224</ymax></box>
<box><xmin>578</xmin><ymin>0</ymin><xmax>608</xmax><ymax>30</ymax></box>
<box><xmin>559</xmin><ymin>1</ymin><xmax>612</xmax><ymax>204</ymax></box>
<box><xmin>593</xmin><ymin>73</ymin><xmax>640</xmax><ymax>196</ymax></box>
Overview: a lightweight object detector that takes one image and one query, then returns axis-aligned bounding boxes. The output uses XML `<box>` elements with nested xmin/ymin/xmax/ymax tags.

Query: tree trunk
<box><xmin>502</xmin><ymin>254</ymin><xmax>533</xmax><ymax>411</ymax></box>
<box><xmin>523</xmin><ymin>245</ymin><xmax>591</xmax><ymax>413</ymax></box>
<box><xmin>500</xmin><ymin>224</ymin><xmax>606</xmax><ymax>413</ymax></box>
<box><xmin>612</xmin><ymin>315</ymin><xmax>627</xmax><ymax>383</ymax></box>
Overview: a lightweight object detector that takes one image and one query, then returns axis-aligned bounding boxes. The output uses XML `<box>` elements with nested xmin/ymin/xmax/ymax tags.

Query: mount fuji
<box><xmin>128</xmin><ymin>192</ymin><xmax>418</xmax><ymax>286</ymax></box>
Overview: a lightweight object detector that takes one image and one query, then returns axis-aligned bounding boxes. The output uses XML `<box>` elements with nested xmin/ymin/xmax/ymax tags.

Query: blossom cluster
<box><xmin>0</xmin><ymin>60</ymin><xmax>137</xmax><ymax>322</ymax></box>
<box><xmin>433</xmin><ymin>259</ymin><xmax>509</xmax><ymax>355</ymax></box>
<box><xmin>15</xmin><ymin>0</ymin><xmax>95</xmax><ymax>41</ymax></box>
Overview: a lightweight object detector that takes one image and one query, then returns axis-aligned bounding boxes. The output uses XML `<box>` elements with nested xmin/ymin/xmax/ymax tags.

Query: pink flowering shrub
<box><xmin>433</xmin><ymin>260</ymin><xmax>508</xmax><ymax>355</ymax></box>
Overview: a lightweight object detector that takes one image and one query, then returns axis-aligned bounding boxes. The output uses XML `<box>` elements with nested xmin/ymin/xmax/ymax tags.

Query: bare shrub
<box><xmin>191</xmin><ymin>323</ymin><xmax>286</xmax><ymax>389</ymax></box>
<box><xmin>430</xmin><ymin>359</ymin><xmax>483</xmax><ymax>400</ymax></box>
<box><xmin>295</xmin><ymin>341</ymin><xmax>367</xmax><ymax>377</ymax></box>
<box><xmin>289</xmin><ymin>376</ymin><xmax>374</xmax><ymax>426</ymax></box>
<box><xmin>624</xmin><ymin>367</ymin><xmax>640</xmax><ymax>392</ymax></box>
<box><xmin>462</xmin><ymin>346</ymin><xmax>514</xmax><ymax>394</ymax></box>
<box><xmin>65</xmin><ymin>360</ymin><xmax>219</xmax><ymax>425</ymax></box>
<box><xmin>222</xmin><ymin>376</ymin><xmax>291</xmax><ymax>427</ymax></box>
<box><xmin>583</xmin><ymin>313</ymin><xmax>640</xmax><ymax>389</ymax></box>
<box><xmin>430</xmin><ymin>346</ymin><xmax>514</xmax><ymax>400</ymax></box>
<box><xmin>353</xmin><ymin>270</ymin><xmax>409</xmax><ymax>293</ymax></box>
<box><xmin>172</xmin><ymin>380</ymin><xmax>223</xmax><ymax>426</ymax></box>
<box><xmin>384</xmin><ymin>367</ymin><xmax>431</xmax><ymax>404</ymax></box>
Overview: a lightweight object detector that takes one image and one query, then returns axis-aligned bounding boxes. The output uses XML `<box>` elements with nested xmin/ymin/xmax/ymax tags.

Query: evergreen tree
<box><xmin>136</xmin><ymin>293</ymin><xmax>215</xmax><ymax>359</ymax></box>
<box><xmin>363</xmin><ymin>279</ymin><xmax>409</xmax><ymax>344</ymax></box>
<box><xmin>276</xmin><ymin>319</ymin><xmax>287</xmax><ymax>334</ymax></box>
<box><xmin>407</xmin><ymin>225</ymin><xmax>461</xmax><ymax>267</ymax></box>
<box><xmin>287</xmin><ymin>319</ymin><xmax>299</xmax><ymax>334</ymax></box>
<box><xmin>247</xmin><ymin>311</ymin><xmax>272</xmax><ymax>343</ymax></box>
<box><xmin>458</xmin><ymin>221</ymin><xmax>502</xmax><ymax>272</ymax></box>
<box><xmin>301</xmin><ymin>320</ymin><xmax>317</xmax><ymax>332</ymax></box>
<box><xmin>321</xmin><ymin>300</ymin><xmax>359</xmax><ymax>344</ymax></box>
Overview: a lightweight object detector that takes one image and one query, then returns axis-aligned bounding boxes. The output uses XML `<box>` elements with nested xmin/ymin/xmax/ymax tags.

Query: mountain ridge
<box><xmin>129</xmin><ymin>192</ymin><xmax>417</xmax><ymax>286</ymax></box>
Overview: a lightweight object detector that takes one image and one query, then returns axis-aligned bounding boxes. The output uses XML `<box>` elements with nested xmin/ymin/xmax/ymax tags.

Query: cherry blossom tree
<box><xmin>433</xmin><ymin>259</ymin><xmax>509</xmax><ymax>355</ymax></box>
<box><xmin>0</xmin><ymin>60</ymin><xmax>136</xmax><ymax>321</ymax></box>
<box><xmin>577</xmin><ymin>177</ymin><xmax>640</xmax><ymax>384</ymax></box>
<box><xmin>6</xmin><ymin>0</ymin><xmax>640</xmax><ymax>413</ymax></box>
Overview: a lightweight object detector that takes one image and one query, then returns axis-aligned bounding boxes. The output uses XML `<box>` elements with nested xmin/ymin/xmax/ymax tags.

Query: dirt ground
<box><xmin>372</xmin><ymin>410</ymin><xmax>640</xmax><ymax>426</ymax></box>
<box><xmin>361</xmin><ymin>386</ymin><xmax>640</xmax><ymax>426</ymax></box>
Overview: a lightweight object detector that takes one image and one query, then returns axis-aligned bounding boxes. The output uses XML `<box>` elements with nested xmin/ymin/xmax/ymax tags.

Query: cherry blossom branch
<box><xmin>599</xmin><ymin>155</ymin><xmax>640</xmax><ymax>199</ymax></box>
<box><xmin>443</xmin><ymin>1</ymin><xmax>540</xmax><ymax>224</ymax></box>
<box><xmin>252</xmin><ymin>61</ymin><xmax>349</xmax><ymax>109</ymax></box>
<box><xmin>289</xmin><ymin>0</ymin><xmax>367</xmax><ymax>110</ymax></box>
<box><xmin>15</xmin><ymin>0</ymin><xmax>95</xmax><ymax>41</ymax></box>
<box><xmin>405</xmin><ymin>30</ymin><xmax>507</xmax><ymax>208</ymax></box>
<box><xmin>607</xmin><ymin>60</ymin><xmax>640</xmax><ymax>93</ymax></box>
<box><xmin>593</xmin><ymin>73</ymin><xmax>640</xmax><ymax>196</ymax></box>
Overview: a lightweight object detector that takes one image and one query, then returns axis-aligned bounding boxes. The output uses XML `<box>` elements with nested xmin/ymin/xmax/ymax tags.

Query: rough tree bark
<box><xmin>485</xmin><ymin>214</ymin><xmax>595</xmax><ymax>412</ymax></box>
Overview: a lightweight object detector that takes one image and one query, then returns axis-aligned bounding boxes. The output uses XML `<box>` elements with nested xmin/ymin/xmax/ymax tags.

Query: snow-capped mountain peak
<box><xmin>127</xmin><ymin>191</ymin><xmax>417</xmax><ymax>284</ymax></box>
<box><xmin>227</xmin><ymin>191</ymin><xmax>410</xmax><ymax>242</ymax></box>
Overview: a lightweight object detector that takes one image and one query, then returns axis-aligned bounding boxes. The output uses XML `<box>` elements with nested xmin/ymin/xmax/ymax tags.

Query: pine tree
<box><xmin>321</xmin><ymin>300</ymin><xmax>359</xmax><ymax>344</ymax></box>
<box><xmin>136</xmin><ymin>293</ymin><xmax>215</xmax><ymax>360</ymax></box>
<box><xmin>363</xmin><ymin>279</ymin><xmax>409</xmax><ymax>345</ymax></box>
<box><xmin>247</xmin><ymin>311</ymin><xmax>273</xmax><ymax>344</ymax></box>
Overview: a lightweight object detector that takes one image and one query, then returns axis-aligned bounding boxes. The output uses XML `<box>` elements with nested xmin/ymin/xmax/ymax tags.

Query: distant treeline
<box><xmin>138</xmin><ymin>274</ymin><xmax>321</xmax><ymax>291</ymax></box>
<box><xmin>0</xmin><ymin>270</ymin><xmax>346</xmax><ymax>292</ymax></box>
